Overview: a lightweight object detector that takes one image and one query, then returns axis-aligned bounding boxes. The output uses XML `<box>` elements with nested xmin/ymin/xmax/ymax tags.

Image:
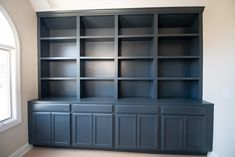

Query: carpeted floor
<box><xmin>22</xmin><ymin>147</ymin><xmax>206</xmax><ymax>157</ymax></box>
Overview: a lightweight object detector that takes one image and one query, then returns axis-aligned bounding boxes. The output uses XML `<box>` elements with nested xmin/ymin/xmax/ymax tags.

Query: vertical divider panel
<box><xmin>38</xmin><ymin>17</ymin><xmax>42</xmax><ymax>98</ymax></box>
<box><xmin>114</xmin><ymin>14</ymin><xmax>118</xmax><ymax>100</ymax></box>
<box><xmin>154</xmin><ymin>13</ymin><xmax>158</xmax><ymax>100</ymax></box>
<box><xmin>77</xmin><ymin>16</ymin><xmax>80</xmax><ymax>99</ymax></box>
<box><xmin>198</xmin><ymin>13</ymin><xmax>203</xmax><ymax>99</ymax></box>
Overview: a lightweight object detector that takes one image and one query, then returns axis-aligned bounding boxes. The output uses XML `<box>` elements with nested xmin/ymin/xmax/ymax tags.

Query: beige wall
<box><xmin>0</xmin><ymin>0</ymin><xmax>234</xmax><ymax>157</ymax></box>
<box><xmin>0</xmin><ymin>0</ymin><xmax>37</xmax><ymax>157</ymax></box>
<box><xmin>203</xmin><ymin>0</ymin><xmax>235</xmax><ymax>157</ymax></box>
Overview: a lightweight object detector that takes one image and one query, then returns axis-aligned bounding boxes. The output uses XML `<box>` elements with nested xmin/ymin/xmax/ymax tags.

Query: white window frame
<box><xmin>0</xmin><ymin>4</ymin><xmax>21</xmax><ymax>133</ymax></box>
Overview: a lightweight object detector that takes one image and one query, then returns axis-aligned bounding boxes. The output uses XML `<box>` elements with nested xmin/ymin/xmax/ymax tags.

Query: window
<box><xmin>0</xmin><ymin>4</ymin><xmax>21</xmax><ymax>132</ymax></box>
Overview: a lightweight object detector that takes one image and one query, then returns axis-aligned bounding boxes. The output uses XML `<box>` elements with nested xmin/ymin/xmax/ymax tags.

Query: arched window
<box><xmin>0</xmin><ymin>4</ymin><xmax>21</xmax><ymax>132</ymax></box>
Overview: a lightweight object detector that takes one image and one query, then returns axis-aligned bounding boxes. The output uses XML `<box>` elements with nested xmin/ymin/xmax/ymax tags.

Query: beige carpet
<box><xmin>22</xmin><ymin>147</ymin><xmax>206</xmax><ymax>157</ymax></box>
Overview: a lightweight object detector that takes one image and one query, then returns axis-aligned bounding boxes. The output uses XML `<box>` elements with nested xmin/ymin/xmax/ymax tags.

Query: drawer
<box><xmin>72</xmin><ymin>104</ymin><xmax>113</xmax><ymax>113</ymax></box>
<box><xmin>116</xmin><ymin>105</ymin><xmax>158</xmax><ymax>114</ymax></box>
<box><xmin>160</xmin><ymin>105</ymin><xmax>206</xmax><ymax>115</ymax></box>
<box><xmin>31</xmin><ymin>103</ymin><xmax>70</xmax><ymax>112</ymax></box>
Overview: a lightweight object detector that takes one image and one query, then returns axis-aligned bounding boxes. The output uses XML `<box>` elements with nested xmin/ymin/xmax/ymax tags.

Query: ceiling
<box><xmin>29</xmin><ymin>0</ymin><xmax>208</xmax><ymax>12</ymax></box>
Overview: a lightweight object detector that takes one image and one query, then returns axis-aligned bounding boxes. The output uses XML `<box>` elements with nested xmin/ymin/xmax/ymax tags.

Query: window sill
<box><xmin>0</xmin><ymin>117</ymin><xmax>22</xmax><ymax>133</ymax></box>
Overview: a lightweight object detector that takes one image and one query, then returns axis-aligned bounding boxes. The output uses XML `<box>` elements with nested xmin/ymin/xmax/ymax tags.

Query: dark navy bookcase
<box><xmin>28</xmin><ymin>7</ymin><xmax>213</xmax><ymax>155</ymax></box>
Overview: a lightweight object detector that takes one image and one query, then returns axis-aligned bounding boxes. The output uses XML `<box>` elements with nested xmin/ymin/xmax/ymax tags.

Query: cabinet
<box><xmin>160</xmin><ymin>106</ymin><xmax>206</xmax><ymax>153</ymax></box>
<box><xmin>72</xmin><ymin>104</ymin><xmax>113</xmax><ymax>148</ymax></box>
<box><xmin>29</xmin><ymin>104</ymin><xmax>71</xmax><ymax>146</ymax></box>
<box><xmin>116</xmin><ymin>105</ymin><xmax>158</xmax><ymax>151</ymax></box>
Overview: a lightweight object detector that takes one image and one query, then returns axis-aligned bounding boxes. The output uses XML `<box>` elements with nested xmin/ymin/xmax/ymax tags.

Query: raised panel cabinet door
<box><xmin>52</xmin><ymin>112</ymin><xmax>71</xmax><ymax>146</ymax></box>
<box><xmin>161</xmin><ymin>116</ymin><xmax>184</xmax><ymax>151</ymax></box>
<box><xmin>32</xmin><ymin>112</ymin><xmax>51</xmax><ymax>145</ymax></box>
<box><xmin>116</xmin><ymin>114</ymin><xmax>136</xmax><ymax>149</ymax></box>
<box><xmin>137</xmin><ymin>115</ymin><xmax>158</xmax><ymax>151</ymax></box>
<box><xmin>93</xmin><ymin>114</ymin><xmax>113</xmax><ymax>148</ymax></box>
<box><xmin>72</xmin><ymin>113</ymin><xmax>93</xmax><ymax>147</ymax></box>
<box><xmin>184</xmin><ymin>116</ymin><xmax>206</xmax><ymax>152</ymax></box>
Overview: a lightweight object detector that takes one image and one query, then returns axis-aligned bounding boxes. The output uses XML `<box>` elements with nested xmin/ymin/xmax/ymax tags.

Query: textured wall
<box><xmin>0</xmin><ymin>0</ymin><xmax>37</xmax><ymax>157</ymax></box>
<box><xmin>203</xmin><ymin>0</ymin><xmax>235</xmax><ymax>157</ymax></box>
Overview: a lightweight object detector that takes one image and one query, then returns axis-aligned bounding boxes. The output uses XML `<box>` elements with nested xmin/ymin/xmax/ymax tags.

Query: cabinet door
<box><xmin>52</xmin><ymin>112</ymin><xmax>71</xmax><ymax>146</ymax></box>
<box><xmin>184</xmin><ymin>116</ymin><xmax>206</xmax><ymax>152</ymax></box>
<box><xmin>116</xmin><ymin>114</ymin><xmax>136</xmax><ymax>149</ymax></box>
<box><xmin>93</xmin><ymin>114</ymin><xmax>113</xmax><ymax>148</ymax></box>
<box><xmin>33</xmin><ymin>112</ymin><xmax>51</xmax><ymax>145</ymax></box>
<box><xmin>161</xmin><ymin>116</ymin><xmax>184</xmax><ymax>151</ymax></box>
<box><xmin>72</xmin><ymin>113</ymin><xmax>93</xmax><ymax>147</ymax></box>
<box><xmin>137</xmin><ymin>115</ymin><xmax>158</xmax><ymax>151</ymax></box>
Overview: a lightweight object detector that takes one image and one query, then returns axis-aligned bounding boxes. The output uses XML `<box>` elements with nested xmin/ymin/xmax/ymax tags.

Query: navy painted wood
<box><xmin>161</xmin><ymin>116</ymin><xmax>184</xmax><ymax>151</ymax></box>
<box><xmin>137</xmin><ymin>115</ymin><xmax>158</xmax><ymax>151</ymax></box>
<box><xmin>72</xmin><ymin>113</ymin><xmax>93</xmax><ymax>147</ymax></box>
<box><xmin>116</xmin><ymin>114</ymin><xmax>137</xmax><ymax>149</ymax></box>
<box><xmin>93</xmin><ymin>114</ymin><xmax>113</xmax><ymax>148</ymax></box>
<box><xmin>184</xmin><ymin>116</ymin><xmax>206</xmax><ymax>152</ymax></box>
<box><xmin>30</xmin><ymin>7</ymin><xmax>214</xmax><ymax>155</ymax></box>
<box><xmin>161</xmin><ymin>115</ymin><xmax>207</xmax><ymax>153</ymax></box>
<box><xmin>52</xmin><ymin>112</ymin><xmax>71</xmax><ymax>146</ymax></box>
<box><xmin>33</xmin><ymin>112</ymin><xmax>51</xmax><ymax>145</ymax></box>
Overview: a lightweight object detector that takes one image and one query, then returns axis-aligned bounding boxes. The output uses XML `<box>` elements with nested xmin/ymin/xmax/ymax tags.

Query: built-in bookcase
<box><xmin>38</xmin><ymin>10</ymin><xmax>202</xmax><ymax>100</ymax></box>
<box><xmin>157</xmin><ymin>13</ymin><xmax>201</xmax><ymax>99</ymax></box>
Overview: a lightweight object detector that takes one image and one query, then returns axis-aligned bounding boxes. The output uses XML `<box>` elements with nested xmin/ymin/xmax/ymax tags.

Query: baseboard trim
<box><xmin>9</xmin><ymin>143</ymin><xmax>32</xmax><ymax>157</ymax></box>
<box><xmin>207</xmin><ymin>152</ymin><xmax>219</xmax><ymax>157</ymax></box>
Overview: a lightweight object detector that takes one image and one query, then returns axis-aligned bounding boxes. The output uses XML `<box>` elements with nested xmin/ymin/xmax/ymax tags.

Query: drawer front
<box><xmin>31</xmin><ymin>103</ymin><xmax>70</xmax><ymax>112</ymax></box>
<box><xmin>116</xmin><ymin>105</ymin><xmax>158</xmax><ymax>114</ymax></box>
<box><xmin>161</xmin><ymin>106</ymin><xmax>205</xmax><ymax>115</ymax></box>
<box><xmin>72</xmin><ymin>104</ymin><xmax>113</xmax><ymax>113</ymax></box>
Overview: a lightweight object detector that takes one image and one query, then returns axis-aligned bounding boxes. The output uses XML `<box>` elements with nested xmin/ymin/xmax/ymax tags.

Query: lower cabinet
<box><xmin>28</xmin><ymin>102</ymin><xmax>213</xmax><ymax>154</ymax></box>
<box><xmin>161</xmin><ymin>115</ymin><xmax>206</xmax><ymax>152</ymax></box>
<box><xmin>116</xmin><ymin>114</ymin><xmax>158</xmax><ymax>151</ymax></box>
<box><xmin>32</xmin><ymin>112</ymin><xmax>71</xmax><ymax>146</ymax></box>
<box><xmin>72</xmin><ymin>104</ymin><xmax>113</xmax><ymax>148</ymax></box>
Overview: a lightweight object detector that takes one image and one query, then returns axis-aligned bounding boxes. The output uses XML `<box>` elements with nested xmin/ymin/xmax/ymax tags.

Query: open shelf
<box><xmin>80</xmin><ymin>80</ymin><xmax>114</xmax><ymax>98</ymax></box>
<box><xmin>80</xmin><ymin>15</ymin><xmax>114</xmax><ymax>36</ymax></box>
<box><xmin>40</xmin><ymin>17</ymin><xmax>77</xmax><ymax>37</ymax></box>
<box><xmin>41</xmin><ymin>60</ymin><xmax>76</xmax><ymax>78</ymax></box>
<box><xmin>40</xmin><ymin>57</ymin><xmax>77</xmax><ymax>60</ymax></box>
<box><xmin>158</xmin><ymin>59</ymin><xmax>199</xmax><ymax>78</ymax></box>
<box><xmin>158</xmin><ymin>80</ymin><xmax>199</xmax><ymax>99</ymax></box>
<box><xmin>158</xmin><ymin>13</ymin><xmax>199</xmax><ymax>35</ymax></box>
<box><xmin>41</xmin><ymin>39</ymin><xmax>77</xmax><ymax>58</ymax></box>
<box><xmin>41</xmin><ymin>80</ymin><xmax>77</xmax><ymax>98</ymax></box>
<box><xmin>118</xmin><ymin>80</ymin><xmax>154</xmax><ymax>99</ymax></box>
<box><xmin>80</xmin><ymin>59</ymin><xmax>115</xmax><ymax>77</ymax></box>
<box><xmin>158</xmin><ymin>37</ymin><xmax>199</xmax><ymax>56</ymax></box>
<box><xmin>37</xmin><ymin>10</ymin><xmax>203</xmax><ymax>102</ymax></box>
<box><xmin>119</xmin><ymin>14</ymin><xmax>154</xmax><ymax>35</ymax></box>
<box><xmin>118</xmin><ymin>60</ymin><xmax>153</xmax><ymax>77</ymax></box>
<box><xmin>118</xmin><ymin>37</ymin><xmax>154</xmax><ymax>57</ymax></box>
<box><xmin>80</xmin><ymin>38</ymin><xmax>114</xmax><ymax>57</ymax></box>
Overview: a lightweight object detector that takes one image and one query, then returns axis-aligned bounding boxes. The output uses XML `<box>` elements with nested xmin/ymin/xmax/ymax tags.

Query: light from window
<box><xmin>0</xmin><ymin>49</ymin><xmax>11</xmax><ymax>122</ymax></box>
<box><xmin>0</xmin><ymin>4</ymin><xmax>21</xmax><ymax>132</ymax></box>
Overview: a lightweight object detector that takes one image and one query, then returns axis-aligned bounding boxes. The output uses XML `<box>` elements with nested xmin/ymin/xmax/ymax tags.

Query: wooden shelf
<box><xmin>118</xmin><ymin>56</ymin><xmax>154</xmax><ymax>60</ymax></box>
<box><xmin>80</xmin><ymin>36</ymin><xmax>114</xmax><ymax>39</ymax></box>
<box><xmin>41</xmin><ymin>77</ymin><xmax>77</xmax><ymax>80</ymax></box>
<box><xmin>80</xmin><ymin>77</ymin><xmax>114</xmax><ymax>80</ymax></box>
<box><xmin>118</xmin><ymin>77</ymin><xmax>154</xmax><ymax>81</ymax></box>
<box><xmin>40</xmin><ymin>57</ymin><xmax>77</xmax><ymax>60</ymax></box>
<box><xmin>158</xmin><ymin>33</ymin><xmax>199</xmax><ymax>38</ymax></box>
<box><xmin>40</xmin><ymin>37</ymin><xmax>77</xmax><ymax>40</ymax></box>
<box><xmin>157</xmin><ymin>77</ymin><xmax>200</xmax><ymax>80</ymax></box>
<box><xmin>158</xmin><ymin>56</ymin><xmax>199</xmax><ymax>59</ymax></box>
<box><xmin>118</xmin><ymin>34</ymin><xmax>154</xmax><ymax>39</ymax></box>
<box><xmin>80</xmin><ymin>57</ymin><xmax>114</xmax><ymax>60</ymax></box>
